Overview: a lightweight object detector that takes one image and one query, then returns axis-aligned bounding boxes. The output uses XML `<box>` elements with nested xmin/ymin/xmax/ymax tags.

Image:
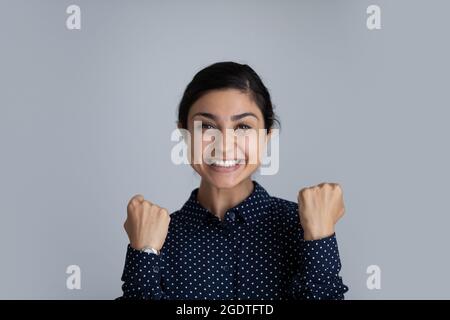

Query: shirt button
<box><xmin>152</xmin><ymin>266</ymin><xmax>160</xmax><ymax>273</ymax></box>
<box><xmin>222</xmin><ymin>265</ymin><xmax>230</xmax><ymax>271</ymax></box>
<box><xmin>228</xmin><ymin>211</ymin><xmax>236</xmax><ymax>221</ymax></box>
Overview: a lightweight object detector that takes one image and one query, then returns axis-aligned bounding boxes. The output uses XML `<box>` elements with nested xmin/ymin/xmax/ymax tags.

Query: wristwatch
<box><xmin>141</xmin><ymin>246</ymin><xmax>159</xmax><ymax>255</ymax></box>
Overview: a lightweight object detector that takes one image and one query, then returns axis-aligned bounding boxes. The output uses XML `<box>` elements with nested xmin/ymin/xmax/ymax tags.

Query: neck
<box><xmin>197</xmin><ymin>178</ymin><xmax>254</xmax><ymax>221</ymax></box>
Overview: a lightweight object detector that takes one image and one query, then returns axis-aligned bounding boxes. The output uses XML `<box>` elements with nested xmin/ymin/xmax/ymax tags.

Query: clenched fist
<box><xmin>124</xmin><ymin>194</ymin><xmax>171</xmax><ymax>252</ymax></box>
<box><xmin>298</xmin><ymin>182</ymin><xmax>345</xmax><ymax>241</ymax></box>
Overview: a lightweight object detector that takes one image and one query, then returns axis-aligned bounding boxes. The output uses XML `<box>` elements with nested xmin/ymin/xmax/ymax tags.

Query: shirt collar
<box><xmin>180</xmin><ymin>180</ymin><xmax>272</xmax><ymax>225</ymax></box>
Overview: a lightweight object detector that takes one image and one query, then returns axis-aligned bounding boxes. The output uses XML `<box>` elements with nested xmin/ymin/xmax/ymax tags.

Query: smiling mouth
<box><xmin>206</xmin><ymin>159</ymin><xmax>246</xmax><ymax>172</ymax></box>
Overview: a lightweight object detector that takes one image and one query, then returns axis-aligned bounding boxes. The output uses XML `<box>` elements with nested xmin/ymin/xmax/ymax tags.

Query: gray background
<box><xmin>0</xmin><ymin>0</ymin><xmax>449</xmax><ymax>299</ymax></box>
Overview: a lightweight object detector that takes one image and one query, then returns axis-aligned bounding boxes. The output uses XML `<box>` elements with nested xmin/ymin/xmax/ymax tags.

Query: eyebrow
<box><xmin>192</xmin><ymin>112</ymin><xmax>259</xmax><ymax>121</ymax></box>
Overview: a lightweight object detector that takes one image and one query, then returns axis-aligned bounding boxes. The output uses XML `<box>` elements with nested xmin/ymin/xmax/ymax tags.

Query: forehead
<box><xmin>188</xmin><ymin>89</ymin><xmax>263</xmax><ymax>120</ymax></box>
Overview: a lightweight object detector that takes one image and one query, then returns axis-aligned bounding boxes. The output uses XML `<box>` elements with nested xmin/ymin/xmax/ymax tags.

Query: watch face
<box><xmin>143</xmin><ymin>247</ymin><xmax>158</xmax><ymax>255</ymax></box>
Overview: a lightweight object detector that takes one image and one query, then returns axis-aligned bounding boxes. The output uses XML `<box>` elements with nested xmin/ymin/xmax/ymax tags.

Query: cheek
<box><xmin>189</xmin><ymin>136</ymin><xmax>216</xmax><ymax>164</ymax></box>
<box><xmin>237</xmin><ymin>136</ymin><xmax>261</xmax><ymax>165</ymax></box>
<box><xmin>201</xmin><ymin>140</ymin><xmax>215</xmax><ymax>161</ymax></box>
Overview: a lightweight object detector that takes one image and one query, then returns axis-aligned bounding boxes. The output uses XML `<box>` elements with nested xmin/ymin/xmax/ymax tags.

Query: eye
<box><xmin>235</xmin><ymin>124</ymin><xmax>252</xmax><ymax>131</ymax></box>
<box><xmin>202</xmin><ymin>123</ymin><xmax>216</xmax><ymax>130</ymax></box>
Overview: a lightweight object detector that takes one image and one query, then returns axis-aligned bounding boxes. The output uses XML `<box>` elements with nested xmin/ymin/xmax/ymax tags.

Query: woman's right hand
<box><xmin>124</xmin><ymin>194</ymin><xmax>171</xmax><ymax>251</ymax></box>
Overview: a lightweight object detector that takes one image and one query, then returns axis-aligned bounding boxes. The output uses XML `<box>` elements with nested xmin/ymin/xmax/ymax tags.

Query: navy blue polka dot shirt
<box><xmin>118</xmin><ymin>180</ymin><xmax>349</xmax><ymax>300</ymax></box>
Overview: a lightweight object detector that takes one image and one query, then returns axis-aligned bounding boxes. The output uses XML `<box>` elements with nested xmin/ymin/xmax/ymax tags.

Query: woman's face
<box><xmin>184</xmin><ymin>89</ymin><xmax>269</xmax><ymax>189</ymax></box>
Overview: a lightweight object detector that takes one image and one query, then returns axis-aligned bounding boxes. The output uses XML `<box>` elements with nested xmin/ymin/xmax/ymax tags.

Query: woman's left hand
<box><xmin>297</xmin><ymin>182</ymin><xmax>345</xmax><ymax>240</ymax></box>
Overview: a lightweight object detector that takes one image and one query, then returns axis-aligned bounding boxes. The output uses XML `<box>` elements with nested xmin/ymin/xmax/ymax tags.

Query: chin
<box><xmin>205</xmin><ymin>172</ymin><xmax>244</xmax><ymax>189</ymax></box>
<box><xmin>197</xmin><ymin>163</ymin><xmax>243</xmax><ymax>188</ymax></box>
<box><xmin>193</xmin><ymin>159</ymin><xmax>259</xmax><ymax>189</ymax></box>
<box><xmin>208</xmin><ymin>178</ymin><xmax>242</xmax><ymax>190</ymax></box>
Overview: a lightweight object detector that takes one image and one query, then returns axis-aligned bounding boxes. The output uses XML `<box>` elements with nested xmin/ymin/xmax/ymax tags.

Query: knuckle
<box><xmin>142</xmin><ymin>200</ymin><xmax>151</xmax><ymax>208</ymax></box>
<box><xmin>298</xmin><ymin>187</ymin><xmax>307</xmax><ymax>195</ymax></box>
<box><xmin>130</xmin><ymin>198</ymin><xmax>141</xmax><ymax>207</ymax></box>
<box><xmin>150</xmin><ymin>205</ymin><xmax>161</xmax><ymax>214</ymax></box>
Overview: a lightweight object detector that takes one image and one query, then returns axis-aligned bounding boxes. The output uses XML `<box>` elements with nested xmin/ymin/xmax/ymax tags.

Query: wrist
<box><xmin>130</xmin><ymin>242</ymin><xmax>161</xmax><ymax>253</ymax></box>
<box><xmin>302</xmin><ymin>225</ymin><xmax>334</xmax><ymax>241</ymax></box>
<box><xmin>141</xmin><ymin>246</ymin><xmax>160</xmax><ymax>255</ymax></box>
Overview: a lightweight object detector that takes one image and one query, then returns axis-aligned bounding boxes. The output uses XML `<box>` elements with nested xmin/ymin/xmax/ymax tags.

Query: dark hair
<box><xmin>177</xmin><ymin>61</ymin><xmax>280</xmax><ymax>131</ymax></box>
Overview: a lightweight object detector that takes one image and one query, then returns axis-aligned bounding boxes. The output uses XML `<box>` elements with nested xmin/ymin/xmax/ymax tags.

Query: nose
<box><xmin>216</xmin><ymin>128</ymin><xmax>236</xmax><ymax>159</ymax></box>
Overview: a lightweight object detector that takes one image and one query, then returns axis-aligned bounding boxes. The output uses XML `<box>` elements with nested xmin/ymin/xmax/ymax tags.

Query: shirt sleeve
<box><xmin>116</xmin><ymin>244</ymin><xmax>166</xmax><ymax>300</ymax></box>
<box><xmin>288</xmin><ymin>232</ymin><xmax>349</xmax><ymax>300</ymax></box>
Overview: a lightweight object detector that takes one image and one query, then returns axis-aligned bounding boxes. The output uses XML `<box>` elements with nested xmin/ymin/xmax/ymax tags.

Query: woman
<box><xmin>118</xmin><ymin>61</ymin><xmax>348</xmax><ymax>300</ymax></box>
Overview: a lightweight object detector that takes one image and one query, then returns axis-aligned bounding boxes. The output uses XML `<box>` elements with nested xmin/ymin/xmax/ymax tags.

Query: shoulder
<box><xmin>167</xmin><ymin>208</ymin><xmax>200</xmax><ymax>229</ymax></box>
<box><xmin>168</xmin><ymin>209</ymin><xmax>184</xmax><ymax>223</ymax></box>
<box><xmin>267</xmin><ymin>195</ymin><xmax>301</xmax><ymax>226</ymax></box>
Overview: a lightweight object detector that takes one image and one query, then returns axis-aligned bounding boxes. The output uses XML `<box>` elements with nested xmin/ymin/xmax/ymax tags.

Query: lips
<box><xmin>209</xmin><ymin>159</ymin><xmax>245</xmax><ymax>167</ymax></box>
<box><xmin>206</xmin><ymin>158</ymin><xmax>246</xmax><ymax>173</ymax></box>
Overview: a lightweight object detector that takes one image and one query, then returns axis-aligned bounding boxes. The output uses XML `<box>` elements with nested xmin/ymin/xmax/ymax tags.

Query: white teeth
<box><xmin>209</xmin><ymin>159</ymin><xmax>245</xmax><ymax>167</ymax></box>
